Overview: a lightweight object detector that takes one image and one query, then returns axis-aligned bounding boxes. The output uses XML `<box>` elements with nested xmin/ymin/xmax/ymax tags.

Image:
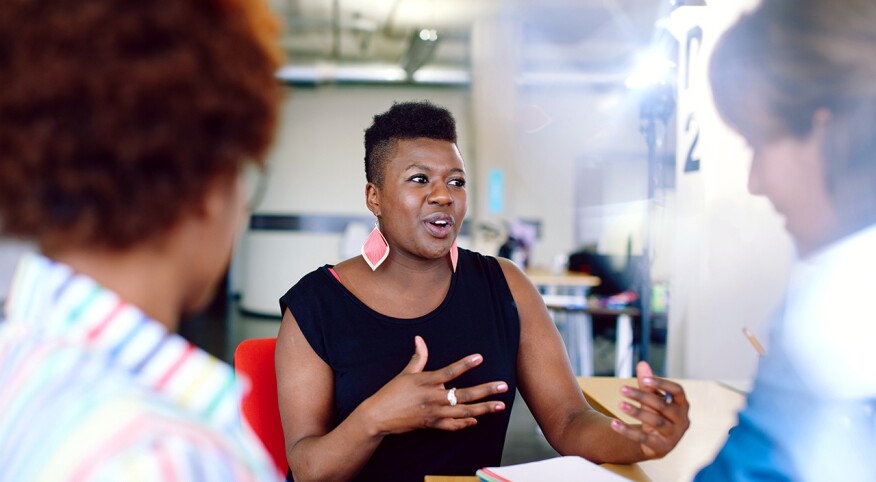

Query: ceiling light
<box><xmin>625</xmin><ymin>51</ymin><xmax>676</xmax><ymax>90</ymax></box>
<box><xmin>400</xmin><ymin>28</ymin><xmax>440</xmax><ymax>79</ymax></box>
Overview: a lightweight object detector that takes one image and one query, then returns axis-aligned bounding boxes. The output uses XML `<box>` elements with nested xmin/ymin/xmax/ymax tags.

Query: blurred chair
<box><xmin>233</xmin><ymin>337</ymin><xmax>287</xmax><ymax>476</ymax></box>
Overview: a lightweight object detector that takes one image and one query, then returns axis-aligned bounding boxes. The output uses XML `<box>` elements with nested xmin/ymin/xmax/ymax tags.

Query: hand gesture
<box><xmin>609</xmin><ymin>361</ymin><xmax>690</xmax><ymax>459</ymax></box>
<box><xmin>359</xmin><ymin>336</ymin><xmax>509</xmax><ymax>436</ymax></box>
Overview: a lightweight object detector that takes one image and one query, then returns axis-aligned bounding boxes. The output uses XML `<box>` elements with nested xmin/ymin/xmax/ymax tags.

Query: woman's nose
<box><xmin>428</xmin><ymin>183</ymin><xmax>452</xmax><ymax>205</ymax></box>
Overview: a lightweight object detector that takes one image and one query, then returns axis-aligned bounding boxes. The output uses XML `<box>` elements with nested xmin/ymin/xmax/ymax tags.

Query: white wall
<box><xmin>515</xmin><ymin>87</ymin><xmax>652</xmax><ymax>267</ymax></box>
<box><xmin>667</xmin><ymin>2</ymin><xmax>794</xmax><ymax>380</ymax></box>
<box><xmin>468</xmin><ymin>16</ymin><xmax>654</xmax><ymax>271</ymax></box>
<box><xmin>257</xmin><ymin>85</ymin><xmax>474</xmax><ymax>215</ymax></box>
<box><xmin>238</xmin><ymin>85</ymin><xmax>475</xmax><ymax>314</ymax></box>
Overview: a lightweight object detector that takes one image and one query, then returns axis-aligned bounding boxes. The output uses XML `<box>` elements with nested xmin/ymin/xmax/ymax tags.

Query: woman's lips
<box><xmin>423</xmin><ymin>214</ymin><xmax>454</xmax><ymax>238</ymax></box>
<box><xmin>424</xmin><ymin>220</ymin><xmax>453</xmax><ymax>238</ymax></box>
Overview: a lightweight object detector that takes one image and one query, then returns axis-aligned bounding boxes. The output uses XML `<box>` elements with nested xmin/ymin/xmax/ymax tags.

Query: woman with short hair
<box><xmin>277</xmin><ymin>101</ymin><xmax>691</xmax><ymax>481</ymax></box>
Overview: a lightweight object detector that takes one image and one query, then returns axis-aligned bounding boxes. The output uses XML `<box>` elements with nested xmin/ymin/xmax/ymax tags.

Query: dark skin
<box><xmin>276</xmin><ymin>137</ymin><xmax>690</xmax><ymax>481</ymax></box>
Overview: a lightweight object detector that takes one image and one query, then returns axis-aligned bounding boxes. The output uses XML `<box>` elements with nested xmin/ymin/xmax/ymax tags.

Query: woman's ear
<box><xmin>195</xmin><ymin>175</ymin><xmax>241</xmax><ymax>222</ymax></box>
<box><xmin>365</xmin><ymin>182</ymin><xmax>381</xmax><ymax>217</ymax></box>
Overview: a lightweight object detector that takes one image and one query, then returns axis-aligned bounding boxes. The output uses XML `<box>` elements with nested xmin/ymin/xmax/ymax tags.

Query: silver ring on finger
<box><xmin>447</xmin><ymin>387</ymin><xmax>458</xmax><ymax>407</ymax></box>
<box><xmin>663</xmin><ymin>392</ymin><xmax>673</xmax><ymax>406</ymax></box>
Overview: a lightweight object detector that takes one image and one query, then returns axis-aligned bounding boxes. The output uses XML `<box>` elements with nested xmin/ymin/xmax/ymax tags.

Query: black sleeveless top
<box><xmin>279</xmin><ymin>248</ymin><xmax>520</xmax><ymax>482</ymax></box>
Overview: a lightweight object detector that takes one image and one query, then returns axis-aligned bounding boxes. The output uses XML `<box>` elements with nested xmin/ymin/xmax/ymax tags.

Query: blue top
<box><xmin>696</xmin><ymin>224</ymin><xmax>876</xmax><ymax>481</ymax></box>
<box><xmin>280</xmin><ymin>248</ymin><xmax>520</xmax><ymax>482</ymax></box>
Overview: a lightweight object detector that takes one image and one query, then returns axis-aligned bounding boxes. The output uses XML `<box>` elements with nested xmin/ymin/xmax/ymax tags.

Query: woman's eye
<box><xmin>409</xmin><ymin>174</ymin><xmax>428</xmax><ymax>183</ymax></box>
<box><xmin>449</xmin><ymin>178</ymin><xmax>466</xmax><ymax>187</ymax></box>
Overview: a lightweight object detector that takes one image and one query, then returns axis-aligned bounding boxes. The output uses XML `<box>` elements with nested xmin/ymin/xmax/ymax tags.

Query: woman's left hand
<box><xmin>609</xmin><ymin>361</ymin><xmax>691</xmax><ymax>459</ymax></box>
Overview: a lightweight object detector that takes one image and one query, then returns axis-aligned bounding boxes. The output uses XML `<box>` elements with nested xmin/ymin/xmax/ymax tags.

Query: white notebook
<box><xmin>476</xmin><ymin>456</ymin><xmax>630</xmax><ymax>482</ymax></box>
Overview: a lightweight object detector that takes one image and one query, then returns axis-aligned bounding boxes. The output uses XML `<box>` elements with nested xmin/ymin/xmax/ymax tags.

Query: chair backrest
<box><xmin>233</xmin><ymin>337</ymin><xmax>287</xmax><ymax>475</ymax></box>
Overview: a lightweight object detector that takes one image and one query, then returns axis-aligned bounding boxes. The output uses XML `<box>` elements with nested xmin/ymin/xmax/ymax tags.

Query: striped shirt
<box><xmin>0</xmin><ymin>254</ymin><xmax>281</xmax><ymax>482</ymax></box>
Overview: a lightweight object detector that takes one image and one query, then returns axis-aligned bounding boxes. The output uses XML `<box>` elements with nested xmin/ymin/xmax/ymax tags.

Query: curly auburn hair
<box><xmin>363</xmin><ymin>101</ymin><xmax>458</xmax><ymax>186</ymax></box>
<box><xmin>0</xmin><ymin>0</ymin><xmax>283</xmax><ymax>250</ymax></box>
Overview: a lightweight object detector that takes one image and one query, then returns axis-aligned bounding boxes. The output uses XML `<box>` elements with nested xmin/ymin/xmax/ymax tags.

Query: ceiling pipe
<box><xmin>275</xmin><ymin>63</ymin><xmax>468</xmax><ymax>85</ymax></box>
<box><xmin>284</xmin><ymin>16</ymin><xmax>377</xmax><ymax>33</ymax></box>
<box><xmin>332</xmin><ymin>0</ymin><xmax>341</xmax><ymax>59</ymax></box>
<box><xmin>382</xmin><ymin>0</ymin><xmax>405</xmax><ymax>37</ymax></box>
<box><xmin>275</xmin><ymin>62</ymin><xmax>629</xmax><ymax>87</ymax></box>
<box><xmin>400</xmin><ymin>29</ymin><xmax>440</xmax><ymax>79</ymax></box>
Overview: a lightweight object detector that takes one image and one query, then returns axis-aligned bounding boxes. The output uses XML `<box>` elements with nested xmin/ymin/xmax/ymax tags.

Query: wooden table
<box><xmin>425</xmin><ymin>377</ymin><xmax>746</xmax><ymax>482</ymax></box>
<box><xmin>524</xmin><ymin>270</ymin><xmax>602</xmax><ymax>289</ymax></box>
<box><xmin>579</xmin><ymin>377</ymin><xmax>746</xmax><ymax>481</ymax></box>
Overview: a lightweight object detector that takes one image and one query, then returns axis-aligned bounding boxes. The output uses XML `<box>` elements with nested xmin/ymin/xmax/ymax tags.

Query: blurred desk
<box><xmin>582</xmin><ymin>308</ymin><xmax>667</xmax><ymax>378</ymax></box>
<box><xmin>579</xmin><ymin>377</ymin><xmax>746</xmax><ymax>482</ymax></box>
<box><xmin>526</xmin><ymin>270</ymin><xmax>600</xmax><ymax>376</ymax></box>
<box><xmin>524</xmin><ymin>270</ymin><xmax>601</xmax><ymax>289</ymax></box>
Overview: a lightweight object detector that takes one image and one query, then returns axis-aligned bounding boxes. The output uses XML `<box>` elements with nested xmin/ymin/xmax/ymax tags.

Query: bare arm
<box><xmin>275</xmin><ymin>310</ymin><xmax>378</xmax><ymax>481</ymax></box>
<box><xmin>275</xmin><ymin>309</ymin><xmax>509</xmax><ymax>482</ymax></box>
<box><xmin>498</xmin><ymin>258</ymin><xmax>689</xmax><ymax>464</ymax></box>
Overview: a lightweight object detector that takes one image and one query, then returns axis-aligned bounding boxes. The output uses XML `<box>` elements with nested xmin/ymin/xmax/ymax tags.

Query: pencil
<box><xmin>742</xmin><ymin>327</ymin><xmax>766</xmax><ymax>356</ymax></box>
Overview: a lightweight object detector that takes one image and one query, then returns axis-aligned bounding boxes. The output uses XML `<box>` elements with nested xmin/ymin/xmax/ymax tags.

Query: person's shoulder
<box><xmin>292</xmin><ymin>264</ymin><xmax>334</xmax><ymax>287</ymax></box>
<box><xmin>0</xmin><ymin>343</ymin><xmax>279</xmax><ymax>481</ymax></box>
<box><xmin>82</xmin><ymin>386</ymin><xmax>279</xmax><ymax>480</ymax></box>
<box><xmin>279</xmin><ymin>259</ymin><xmax>358</xmax><ymax>317</ymax></box>
<box><xmin>782</xmin><ymin>227</ymin><xmax>876</xmax><ymax>397</ymax></box>
<box><xmin>457</xmin><ymin>248</ymin><xmax>531</xmax><ymax>294</ymax></box>
<box><xmin>458</xmin><ymin>247</ymin><xmax>500</xmax><ymax>268</ymax></box>
<box><xmin>128</xmin><ymin>403</ymin><xmax>280</xmax><ymax>480</ymax></box>
<box><xmin>281</xmin><ymin>264</ymin><xmax>335</xmax><ymax>301</ymax></box>
<box><xmin>485</xmin><ymin>251</ymin><xmax>526</xmax><ymax>280</ymax></box>
<box><xmin>51</xmin><ymin>398</ymin><xmax>279</xmax><ymax>481</ymax></box>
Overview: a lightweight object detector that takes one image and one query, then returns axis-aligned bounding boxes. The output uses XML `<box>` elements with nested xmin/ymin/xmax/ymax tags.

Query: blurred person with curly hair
<box><xmin>698</xmin><ymin>0</ymin><xmax>876</xmax><ymax>479</ymax></box>
<box><xmin>0</xmin><ymin>0</ymin><xmax>284</xmax><ymax>479</ymax></box>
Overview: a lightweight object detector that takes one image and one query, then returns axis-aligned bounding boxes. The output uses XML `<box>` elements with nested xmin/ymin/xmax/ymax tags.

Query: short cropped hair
<box><xmin>363</xmin><ymin>101</ymin><xmax>458</xmax><ymax>186</ymax></box>
<box><xmin>710</xmin><ymin>0</ymin><xmax>876</xmax><ymax>228</ymax></box>
<box><xmin>0</xmin><ymin>0</ymin><xmax>283</xmax><ymax>250</ymax></box>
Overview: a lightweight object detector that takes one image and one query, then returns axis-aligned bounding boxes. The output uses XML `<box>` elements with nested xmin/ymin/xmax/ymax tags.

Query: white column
<box><xmin>469</xmin><ymin>17</ymin><xmax>521</xmax><ymax>228</ymax></box>
<box><xmin>666</xmin><ymin>3</ymin><xmax>792</xmax><ymax>379</ymax></box>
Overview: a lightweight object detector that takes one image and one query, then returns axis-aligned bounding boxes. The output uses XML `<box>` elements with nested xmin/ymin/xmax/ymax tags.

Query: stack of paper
<box><xmin>476</xmin><ymin>456</ymin><xmax>630</xmax><ymax>482</ymax></box>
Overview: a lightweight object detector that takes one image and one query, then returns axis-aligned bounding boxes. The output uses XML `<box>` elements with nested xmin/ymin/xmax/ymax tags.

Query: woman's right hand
<box><xmin>357</xmin><ymin>335</ymin><xmax>509</xmax><ymax>436</ymax></box>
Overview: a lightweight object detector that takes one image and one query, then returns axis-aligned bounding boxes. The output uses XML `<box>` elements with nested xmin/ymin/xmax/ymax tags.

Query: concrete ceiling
<box><xmin>271</xmin><ymin>0</ymin><xmax>671</xmax><ymax>81</ymax></box>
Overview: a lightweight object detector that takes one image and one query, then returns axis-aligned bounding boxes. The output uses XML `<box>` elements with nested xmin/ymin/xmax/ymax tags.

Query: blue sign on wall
<box><xmin>488</xmin><ymin>169</ymin><xmax>504</xmax><ymax>214</ymax></box>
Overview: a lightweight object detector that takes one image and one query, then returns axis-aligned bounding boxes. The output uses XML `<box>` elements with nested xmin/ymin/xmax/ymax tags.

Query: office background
<box><xmin>0</xmin><ymin>0</ymin><xmax>790</xmax><ymax>384</ymax></box>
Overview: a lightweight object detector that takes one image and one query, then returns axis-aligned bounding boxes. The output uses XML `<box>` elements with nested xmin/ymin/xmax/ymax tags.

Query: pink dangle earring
<box><xmin>449</xmin><ymin>240</ymin><xmax>458</xmax><ymax>272</ymax></box>
<box><xmin>362</xmin><ymin>221</ymin><xmax>390</xmax><ymax>271</ymax></box>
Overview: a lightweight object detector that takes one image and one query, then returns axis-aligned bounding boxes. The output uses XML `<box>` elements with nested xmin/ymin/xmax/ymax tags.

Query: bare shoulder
<box><xmin>494</xmin><ymin>257</ymin><xmax>536</xmax><ymax>295</ymax></box>
<box><xmin>493</xmin><ymin>257</ymin><xmax>549</xmax><ymax>327</ymax></box>
<box><xmin>327</xmin><ymin>256</ymin><xmax>366</xmax><ymax>288</ymax></box>
<box><xmin>332</xmin><ymin>255</ymin><xmax>363</xmax><ymax>273</ymax></box>
<box><xmin>331</xmin><ymin>256</ymin><xmax>376</xmax><ymax>299</ymax></box>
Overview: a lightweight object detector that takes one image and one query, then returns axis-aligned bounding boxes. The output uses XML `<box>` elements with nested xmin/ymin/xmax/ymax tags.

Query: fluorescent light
<box><xmin>419</xmin><ymin>29</ymin><xmax>438</xmax><ymax>42</ymax></box>
<box><xmin>625</xmin><ymin>51</ymin><xmax>676</xmax><ymax>90</ymax></box>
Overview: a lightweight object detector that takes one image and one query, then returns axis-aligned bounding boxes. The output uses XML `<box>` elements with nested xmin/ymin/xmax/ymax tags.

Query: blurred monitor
<box><xmin>568</xmin><ymin>251</ymin><xmax>639</xmax><ymax>296</ymax></box>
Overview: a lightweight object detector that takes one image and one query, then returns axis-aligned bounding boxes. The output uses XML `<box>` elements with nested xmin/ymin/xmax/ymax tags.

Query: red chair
<box><xmin>233</xmin><ymin>337</ymin><xmax>287</xmax><ymax>476</ymax></box>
